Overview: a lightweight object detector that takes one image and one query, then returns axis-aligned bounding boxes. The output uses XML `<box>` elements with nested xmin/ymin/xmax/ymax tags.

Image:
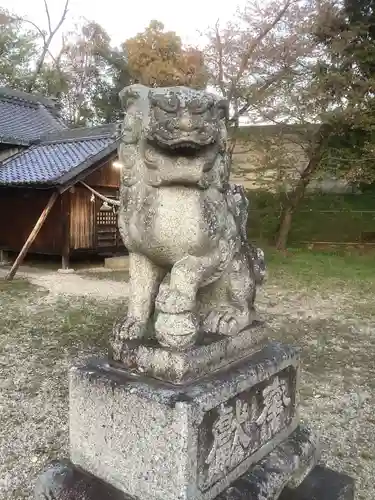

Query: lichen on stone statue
<box><xmin>111</xmin><ymin>84</ymin><xmax>265</xmax><ymax>355</ymax></box>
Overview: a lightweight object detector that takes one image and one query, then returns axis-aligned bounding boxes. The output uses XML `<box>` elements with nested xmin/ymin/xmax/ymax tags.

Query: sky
<box><xmin>1</xmin><ymin>0</ymin><xmax>243</xmax><ymax>50</ymax></box>
<box><xmin>1</xmin><ymin>0</ymin><xmax>255</xmax><ymax>124</ymax></box>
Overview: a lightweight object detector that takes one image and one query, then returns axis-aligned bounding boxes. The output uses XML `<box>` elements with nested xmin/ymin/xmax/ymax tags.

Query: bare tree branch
<box><xmin>26</xmin><ymin>0</ymin><xmax>70</xmax><ymax>93</ymax></box>
<box><xmin>228</xmin><ymin>0</ymin><xmax>294</xmax><ymax>102</ymax></box>
<box><xmin>43</xmin><ymin>0</ymin><xmax>53</xmax><ymax>35</ymax></box>
<box><xmin>214</xmin><ymin>20</ymin><xmax>226</xmax><ymax>97</ymax></box>
<box><xmin>12</xmin><ymin>16</ymin><xmax>63</xmax><ymax>71</ymax></box>
<box><xmin>229</xmin><ymin>68</ymin><xmax>292</xmax><ymax>123</ymax></box>
<box><xmin>52</xmin><ymin>0</ymin><xmax>69</xmax><ymax>37</ymax></box>
<box><xmin>16</xmin><ymin>17</ymin><xmax>46</xmax><ymax>41</ymax></box>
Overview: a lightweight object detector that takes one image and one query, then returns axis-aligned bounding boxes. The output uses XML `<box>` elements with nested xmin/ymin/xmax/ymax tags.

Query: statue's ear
<box><xmin>119</xmin><ymin>84</ymin><xmax>151</xmax><ymax>144</ymax></box>
<box><xmin>216</xmin><ymin>99</ymin><xmax>229</xmax><ymax>121</ymax></box>
<box><xmin>119</xmin><ymin>84</ymin><xmax>150</xmax><ymax>111</ymax></box>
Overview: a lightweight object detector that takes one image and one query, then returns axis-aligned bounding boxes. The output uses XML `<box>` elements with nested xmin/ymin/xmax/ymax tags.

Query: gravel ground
<box><xmin>0</xmin><ymin>264</ymin><xmax>374</xmax><ymax>499</ymax></box>
<box><xmin>0</xmin><ymin>267</ymin><xmax>129</xmax><ymax>299</ymax></box>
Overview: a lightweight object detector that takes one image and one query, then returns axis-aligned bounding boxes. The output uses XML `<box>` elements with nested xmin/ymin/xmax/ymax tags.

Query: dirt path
<box><xmin>0</xmin><ymin>266</ymin><xmax>366</xmax><ymax>326</ymax></box>
<box><xmin>0</xmin><ymin>267</ymin><xmax>129</xmax><ymax>300</ymax></box>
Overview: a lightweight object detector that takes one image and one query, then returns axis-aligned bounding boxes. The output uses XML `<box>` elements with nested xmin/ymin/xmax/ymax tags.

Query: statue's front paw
<box><xmin>111</xmin><ymin>317</ymin><xmax>147</xmax><ymax>359</ymax></box>
<box><xmin>155</xmin><ymin>311</ymin><xmax>198</xmax><ymax>350</ymax></box>
<box><xmin>156</xmin><ymin>284</ymin><xmax>195</xmax><ymax>314</ymax></box>
<box><xmin>203</xmin><ymin>311</ymin><xmax>240</xmax><ymax>336</ymax></box>
<box><xmin>114</xmin><ymin>316</ymin><xmax>147</xmax><ymax>340</ymax></box>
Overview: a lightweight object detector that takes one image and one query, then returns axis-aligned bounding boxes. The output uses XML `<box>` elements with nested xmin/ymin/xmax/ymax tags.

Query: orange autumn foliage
<box><xmin>123</xmin><ymin>20</ymin><xmax>207</xmax><ymax>89</ymax></box>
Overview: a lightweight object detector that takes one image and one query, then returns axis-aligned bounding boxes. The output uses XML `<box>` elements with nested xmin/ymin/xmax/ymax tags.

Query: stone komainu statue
<box><xmin>112</xmin><ymin>84</ymin><xmax>265</xmax><ymax>354</ymax></box>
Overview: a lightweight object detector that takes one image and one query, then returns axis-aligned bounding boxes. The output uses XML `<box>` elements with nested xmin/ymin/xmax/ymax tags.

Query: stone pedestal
<box><xmin>35</xmin><ymin>340</ymin><xmax>354</xmax><ymax>500</ymax></box>
<box><xmin>70</xmin><ymin>343</ymin><xmax>299</xmax><ymax>500</ymax></box>
<box><xmin>104</xmin><ymin>256</ymin><xmax>130</xmax><ymax>270</ymax></box>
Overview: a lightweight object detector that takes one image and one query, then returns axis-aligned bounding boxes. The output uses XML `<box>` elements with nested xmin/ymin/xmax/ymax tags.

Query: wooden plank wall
<box><xmin>69</xmin><ymin>186</ymin><xmax>94</xmax><ymax>250</ymax></box>
<box><xmin>85</xmin><ymin>158</ymin><xmax>121</xmax><ymax>188</ymax></box>
<box><xmin>0</xmin><ymin>188</ymin><xmax>63</xmax><ymax>253</ymax></box>
<box><xmin>69</xmin><ymin>160</ymin><xmax>121</xmax><ymax>250</ymax></box>
<box><xmin>0</xmin><ymin>159</ymin><xmax>122</xmax><ymax>255</ymax></box>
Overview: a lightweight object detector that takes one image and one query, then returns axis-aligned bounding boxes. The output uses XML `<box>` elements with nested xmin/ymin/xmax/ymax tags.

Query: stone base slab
<box><xmin>0</xmin><ymin>249</ymin><xmax>9</xmax><ymax>266</ymax></box>
<box><xmin>35</xmin><ymin>459</ymin><xmax>126</xmax><ymax>500</ymax></box>
<box><xmin>35</xmin><ymin>463</ymin><xmax>354</xmax><ymax>500</ymax></box>
<box><xmin>57</xmin><ymin>268</ymin><xmax>76</xmax><ymax>274</ymax></box>
<box><xmin>279</xmin><ymin>465</ymin><xmax>355</xmax><ymax>500</ymax></box>
<box><xmin>36</xmin><ymin>427</ymin><xmax>350</xmax><ymax>500</ymax></box>
<box><xmin>70</xmin><ymin>343</ymin><xmax>299</xmax><ymax>500</ymax></box>
<box><xmin>109</xmin><ymin>321</ymin><xmax>269</xmax><ymax>384</ymax></box>
<box><xmin>105</xmin><ymin>256</ymin><xmax>129</xmax><ymax>270</ymax></box>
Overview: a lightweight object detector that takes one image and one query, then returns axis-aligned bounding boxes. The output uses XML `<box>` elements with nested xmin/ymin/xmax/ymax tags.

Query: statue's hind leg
<box><xmin>198</xmin><ymin>253</ymin><xmax>257</xmax><ymax>336</ymax></box>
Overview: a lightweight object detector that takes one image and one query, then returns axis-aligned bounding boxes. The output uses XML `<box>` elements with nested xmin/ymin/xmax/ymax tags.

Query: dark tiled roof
<box><xmin>0</xmin><ymin>125</ymin><xmax>119</xmax><ymax>187</ymax></box>
<box><xmin>0</xmin><ymin>87</ymin><xmax>67</xmax><ymax>146</ymax></box>
<box><xmin>39</xmin><ymin>123</ymin><xmax>119</xmax><ymax>143</ymax></box>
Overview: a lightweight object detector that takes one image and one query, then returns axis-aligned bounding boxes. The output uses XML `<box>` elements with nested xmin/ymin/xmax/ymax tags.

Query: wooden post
<box><xmin>0</xmin><ymin>249</ymin><xmax>8</xmax><ymax>266</ymax></box>
<box><xmin>61</xmin><ymin>191</ymin><xmax>71</xmax><ymax>270</ymax></box>
<box><xmin>5</xmin><ymin>191</ymin><xmax>59</xmax><ymax>281</ymax></box>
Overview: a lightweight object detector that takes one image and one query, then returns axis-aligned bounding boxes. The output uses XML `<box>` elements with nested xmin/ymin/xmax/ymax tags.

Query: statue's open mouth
<box><xmin>150</xmin><ymin>135</ymin><xmax>215</xmax><ymax>157</ymax></box>
<box><xmin>166</xmin><ymin>141</ymin><xmax>213</xmax><ymax>157</ymax></box>
<box><xmin>169</xmin><ymin>141</ymin><xmax>202</xmax><ymax>151</ymax></box>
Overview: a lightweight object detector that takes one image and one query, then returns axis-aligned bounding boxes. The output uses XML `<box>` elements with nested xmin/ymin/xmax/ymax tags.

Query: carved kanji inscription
<box><xmin>198</xmin><ymin>367</ymin><xmax>297</xmax><ymax>491</ymax></box>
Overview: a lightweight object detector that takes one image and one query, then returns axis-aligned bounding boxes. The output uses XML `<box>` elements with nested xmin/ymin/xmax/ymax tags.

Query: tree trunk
<box><xmin>275</xmin><ymin>206</ymin><xmax>293</xmax><ymax>251</ymax></box>
<box><xmin>275</xmin><ymin>175</ymin><xmax>311</xmax><ymax>251</ymax></box>
<box><xmin>275</xmin><ymin>124</ymin><xmax>332</xmax><ymax>251</ymax></box>
<box><xmin>26</xmin><ymin>45</ymin><xmax>50</xmax><ymax>93</ymax></box>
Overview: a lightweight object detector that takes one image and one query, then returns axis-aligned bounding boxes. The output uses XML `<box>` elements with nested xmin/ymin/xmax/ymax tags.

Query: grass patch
<box><xmin>264</xmin><ymin>247</ymin><xmax>375</xmax><ymax>293</ymax></box>
<box><xmin>17</xmin><ymin>297</ymin><xmax>124</xmax><ymax>354</ymax></box>
<box><xmin>79</xmin><ymin>247</ymin><xmax>375</xmax><ymax>299</ymax></box>
<box><xmin>0</xmin><ymin>284</ymin><xmax>125</xmax><ymax>357</ymax></box>
<box><xmin>270</xmin><ymin>318</ymin><xmax>375</xmax><ymax>384</ymax></box>
<box><xmin>0</xmin><ymin>278</ymin><xmax>35</xmax><ymax>296</ymax></box>
<box><xmin>247</xmin><ymin>190</ymin><xmax>375</xmax><ymax>245</ymax></box>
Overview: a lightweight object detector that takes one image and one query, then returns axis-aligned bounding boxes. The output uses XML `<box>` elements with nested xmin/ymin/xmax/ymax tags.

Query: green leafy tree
<box><xmin>271</xmin><ymin>0</ymin><xmax>375</xmax><ymax>249</ymax></box>
<box><xmin>0</xmin><ymin>9</ymin><xmax>38</xmax><ymax>90</ymax></box>
<box><xmin>206</xmin><ymin>0</ymin><xmax>375</xmax><ymax>250</ymax></box>
<box><xmin>50</xmin><ymin>21</ymin><xmax>130</xmax><ymax>126</ymax></box>
<box><xmin>314</xmin><ymin>0</ymin><xmax>375</xmax><ymax>187</ymax></box>
<box><xmin>57</xmin><ymin>21</ymin><xmax>113</xmax><ymax>126</ymax></box>
<box><xmin>91</xmin><ymin>38</ymin><xmax>131</xmax><ymax>123</ymax></box>
<box><xmin>0</xmin><ymin>1</ymin><xmax>70</xmax><ymax>96</ymax></box>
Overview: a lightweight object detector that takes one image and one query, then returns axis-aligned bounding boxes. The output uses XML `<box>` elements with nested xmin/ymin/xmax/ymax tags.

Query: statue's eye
<box><xmin>189</xmin><ymin>98</ymin><xmax>212</xmax><ymax>115</ymax></box>
<box><xmin>152</xmin><ymin>94</ymin><xmax>179</xmax><ymax>113</ymax></box>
